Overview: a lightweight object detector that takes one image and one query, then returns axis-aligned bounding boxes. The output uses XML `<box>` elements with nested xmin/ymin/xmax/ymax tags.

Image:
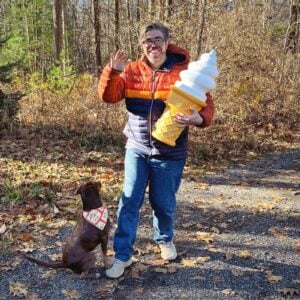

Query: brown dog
<box><xmin>24</xmin><ymin>182</ymin><xmax>110</xmax><ymax>278</ymax></box>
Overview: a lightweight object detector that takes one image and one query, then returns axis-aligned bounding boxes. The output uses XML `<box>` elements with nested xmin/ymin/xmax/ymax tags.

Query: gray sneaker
<box><xmin>159</xmin><ymin>242</ymin><xmax>177</xmax><ymax>260</ymax></box>
<box><xmin>105</xmin><ymin>258</ymin><xmax>132</xmax><ymax>279</ymax></box>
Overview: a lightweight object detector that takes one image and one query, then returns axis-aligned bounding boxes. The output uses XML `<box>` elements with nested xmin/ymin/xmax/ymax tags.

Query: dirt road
<box><xmin>0</xmin><ymin>148</ymin><xmax>299</xmax><ymax>299</ymax></box>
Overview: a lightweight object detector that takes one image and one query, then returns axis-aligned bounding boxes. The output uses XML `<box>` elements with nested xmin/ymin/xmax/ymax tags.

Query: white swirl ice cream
<box><xmin>152</xmin><ymin>49</ymin><xmax>219</xmax><ymax>146</ymax></box>
<box><xmin>174</xmin><ymin>49</ymin><xmax>219</xmax><ymax>102</ymax></box>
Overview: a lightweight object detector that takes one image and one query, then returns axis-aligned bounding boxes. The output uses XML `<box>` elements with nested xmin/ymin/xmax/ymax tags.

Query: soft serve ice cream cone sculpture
<box><xmin>152</xmin><ymin>49</ymin><xmax>219</xmax><ymax>146</ymax></box>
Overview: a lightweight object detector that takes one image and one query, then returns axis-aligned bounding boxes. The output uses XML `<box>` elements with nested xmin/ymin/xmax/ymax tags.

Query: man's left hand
<box><xmin>174</xmin><ymin>106</ymin><xmax>204</xmax><ymax>127</ymax></box>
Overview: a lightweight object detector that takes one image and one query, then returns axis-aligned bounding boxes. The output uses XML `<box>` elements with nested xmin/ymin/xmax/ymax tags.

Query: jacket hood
<box><xmin>166</xmin><ymin>43</ymin><xmax>190</xmax><ymax>64</ymax></box>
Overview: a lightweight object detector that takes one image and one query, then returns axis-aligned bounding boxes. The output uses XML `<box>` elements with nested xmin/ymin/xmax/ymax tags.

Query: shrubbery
<box><xmin>1</xmin><ymin>2</ymin><xmax>299</xmax><ymax>162</ymax></box>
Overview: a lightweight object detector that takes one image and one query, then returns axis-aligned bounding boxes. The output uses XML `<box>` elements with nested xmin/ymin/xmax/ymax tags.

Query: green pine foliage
<box><xmin>0</xmin><ymin>0</ymin><xmax>54</xmax><ymax>75</ymax></box>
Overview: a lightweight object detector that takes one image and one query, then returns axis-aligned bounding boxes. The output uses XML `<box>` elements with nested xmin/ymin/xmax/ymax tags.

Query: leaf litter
<box><xmin>0</xmin><ymin>138</ymin><xmax>299</xmax><ymax>299</ymax></box>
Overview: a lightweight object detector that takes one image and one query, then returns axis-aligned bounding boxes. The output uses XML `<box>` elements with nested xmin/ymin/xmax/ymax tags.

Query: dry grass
<box><xmin>1</xmin><ymin>3</ymin><xmax>299</xmax><ymax>166</ymax></box>
<box><xmin>187</xmin><ymin>2</ymin><xmax>300</xmax><ymax>165</ymax></box>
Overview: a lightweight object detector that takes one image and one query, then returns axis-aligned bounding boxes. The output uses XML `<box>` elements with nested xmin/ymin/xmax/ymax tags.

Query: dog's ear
<box><xmin>76</xmin><ymin>182</ymin><xmax>101</xmax><ymax>196</ymax></box>
<box><xmin>76</xmin><ymin>185</ymin><xmax>83</xmax><ymax>195</ymax></box>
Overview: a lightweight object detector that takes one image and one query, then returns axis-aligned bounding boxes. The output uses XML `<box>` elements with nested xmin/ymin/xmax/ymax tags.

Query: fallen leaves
<box><xmin>268</xmin><ymin>226</ymin><xmax>288</xmax><ymax>239</ymax></box>
<box><xmin>41</xmin><ymin>269</ymin><xmax>57</xmax><ymax>279</ymax></box>
<box><xmin>268</xmin><ymin>276</ymin><xmax>283</xmax><ymax>284</ymax></box>
<box><xmin>0</xmin><ymin>223</ymin><xmax>7</xmax><ymax>234</ymax></box>
<box><xmin>1</xmin><ymin>135</ymin><xmax>299</xmax><ymax>300</ymax></box>
<box><xmin>148</xmin><ymin>259</ymin><xmax>169</xmax><ymax>266</ymax></box>
<box><xmin>0</xmin><ymin>262</ymin><xmax>13</xmax><ymax>272</ymax></box>
<box><xmin>210</xmin><ymin>226</ymin><xmax>221</xmax><ymax>233</ymax></box>
<box><xmin>265</xmin><ymin>271</ymin><xmax>283</xmax><ymax>284</ymax></box>
<box><xmin>135</xmin><ymin>243</ymin><xmax>160</xmax><ymax>256</ymax></box>
<box><xmin>225</xmin><ymin>251</ymin><xmax>233</xmax><ymax>260</ymax></box>
<box><xmin>18</xmin><ymin>240</ymin><xmax>37</xmax><ymax>253</ymax></box>
<box><xmin>293</xmin><ymin>242</ymin><xmax>300</xmax><ymax>252</ymax></box>
<box><xmin>25</xmin><ymin>292</ymin><xmax>41</xmax><ymax>300</ymax></box>
<box><xmin>21</xmin><ymin>233</ymin><xmax>33</xmax><ymax>242</ymax></box>
<box><xmin>181</xmin><ymin>259</ymin><xmax>196</xmax><ymax>267</ymax></box>
<box><xmin>154</xmin><ymin>265</ymin><xmax>177</xmax><ymax>274</ymax></box>
<box><xmin>128</xmin><ymin>260</ymin><xmax>178</xmax><ymax>278</ymax></box>
<box><xmin>221</xmin><ymin>288</ymin><xmax>235</xmax><ymax>296</ymax></box>
<box><xmin>62</xmin><ymin>289</ymin><xmax>80</xmax><ymax>299</ymax></box>
<box><xmin>238</xmin><ymin>250</ymin><xmax>251</xmax><ymax>259</ymax></box>
<box><xmin>48</xmin><ymin>253</ymin><xmax>62</xmax><ymax>261</ymax></box>
<box><xmin>95</xmin><ymin>282</ymin><xmax>118</xmax><ymax>299</ymax></box>
<box><xmin>9</xmin><ymin>281</ymin><xmax>28</xmax><ymax>297</ymax></box>
<box><xmin>206</xmin><ymin>246</ymin><xmax>220</xmax><ymax>253</ymax></box>
<box><xmin>193</xmin><ymin>182</ymin><xmax>209</xmax><ymax>190</ymax></box>
<box><xmin>195</xmin><ymin>256</ymin><xmax>211</xmax><ymax>263</ymax></box>
<box><xmin>195</xmin><ymin>232</ymin><xmax>214</xmax><ymax>243</ymax></box>
<box><xmin>181</xmin><ymin>256</ymin><xmax>210</xmax><ymax>267</ymax></box>
<box><xmin>0</xmin><ymin>137</ymin><xmax>123</xmax><ymax>252</ymax></box>
<box><xmin>231</xmin><ymin>269</ymin><xmax>244</xmax><ymax>277</ymax></box>
<box><xmin>252</xmin><ymin>203</ymin><xmax>276</xmax><ymax>213</ymax></box>
<box><xmin>130</xmin><ymin>265</ymin><xmax>145</xmax><ymax>279</ymax></box>
<box><xmin>181</xmin><ymin>221</ymin><xmax>197</xmax><ymax>229</ymax></box>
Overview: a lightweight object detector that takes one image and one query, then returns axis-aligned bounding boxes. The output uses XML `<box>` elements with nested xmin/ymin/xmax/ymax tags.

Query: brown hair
<box><xmin>139</xmin><ymin>22</ymin><xmax>171</xmax><ymax>45</ymax></box>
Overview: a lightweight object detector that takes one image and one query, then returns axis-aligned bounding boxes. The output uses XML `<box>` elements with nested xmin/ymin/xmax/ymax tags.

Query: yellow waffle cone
<box><xmin>152</xmin><ymin>86</ymin><xmax>207</xmax><ymax>146</ymax></box>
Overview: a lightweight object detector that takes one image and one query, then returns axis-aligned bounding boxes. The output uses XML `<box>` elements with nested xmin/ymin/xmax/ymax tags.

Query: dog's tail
<box><xmin>23</xmin><ymin>254</ymin><xmax>66</xmax><ymax>269</ymax></box>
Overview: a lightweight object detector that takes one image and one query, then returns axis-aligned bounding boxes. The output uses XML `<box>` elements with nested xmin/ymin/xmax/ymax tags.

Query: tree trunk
<box><xmin>22</xmin><ymin>0</ymin><xmax>30</xmax><ymax>44</ymax></box>
<box><xmin>53</xmin><ymin>0</ymin><xmax>63</xmax><ymax>62</ymax></box>
<box><xmin>33</xmin><ymin>0</ymin><xmax>38</xmax><ymax>72</ymax></box>
<box><xmin>126</xmin><ymin>0</ymin><xmax>134</xmax><ymax>57</ymax></box>
<box><xmin>285</xmin><ymin>0</ymin><xmax>300</xmax><ymax>53</ymax></box>
<box><xmin>197</xmin><ymin>0</ymin><xmax>207</xmax><ymax>58</ymax></box>
<box><xmin>149</xmin><ymin>0</ymin><xmax>155</xmax><ymax>18</ymax></box>
<box><xmin>166</xmin><ymin>0</ymin><xmax>173</xmax><ymax>18</ymax></box>
<box><xmin>93</xmin><ymin>0</ymin><xmax>102</xmax><ymax>73</ymax></box>
<box><xmin>159</xmin><ymin>0</ymin><xmax>164</xmax><ymax>20</ymax></box>
<box><xmin>62</xmin><ymin>1</ymin><xmax>66</xmax><ymax>74</ymax></box>
<box><xmin>136</xmin><ymin>0</ymin><xmax>141</xmax><ymax>21</ymax></box>
<box><xmin>71</xmin><ymin>0</ymin><xmax>84</xmax><ymax>71</ymax></box>
<box><xmin>21</xmin><ymin>0</ymin><xmax>32</xmax><ymax>71</ymax></box>
<box><xmin>115</xmin><ymin>0</ymin><xmax>120</xmax><ymax>50</ymax></box>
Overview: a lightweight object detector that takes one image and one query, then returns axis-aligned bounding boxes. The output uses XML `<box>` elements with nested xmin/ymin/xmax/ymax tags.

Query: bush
<box><xmin>4</xmin><ymin>2</ymin><xmax>300</xmax><ymax>162</ymax></box>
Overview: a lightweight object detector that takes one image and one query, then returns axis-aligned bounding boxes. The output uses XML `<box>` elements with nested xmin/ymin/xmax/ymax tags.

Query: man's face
<box><xmin>142</xmin><ymin>29</ymin><xmax>169</xmax><ymax>69</ymax></box>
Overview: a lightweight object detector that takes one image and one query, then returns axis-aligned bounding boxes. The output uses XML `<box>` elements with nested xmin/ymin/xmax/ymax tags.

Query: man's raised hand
<box><xmin>110</xmin><ymin>50</ymin><xmax>131</xmax><ymax>72</ymax></box>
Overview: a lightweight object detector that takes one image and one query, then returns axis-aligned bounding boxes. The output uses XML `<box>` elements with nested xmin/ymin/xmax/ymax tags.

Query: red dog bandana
<box><xmin>83</xmin><ymin>207</ymin><xmax>108</xmax><ymax>230</ymax></box>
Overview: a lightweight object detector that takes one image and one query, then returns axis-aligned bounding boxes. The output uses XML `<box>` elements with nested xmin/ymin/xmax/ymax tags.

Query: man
<box><xmin>98</xmin><ymin>22</ymin><xmax>215</xmax><ymax>278</ymax></box>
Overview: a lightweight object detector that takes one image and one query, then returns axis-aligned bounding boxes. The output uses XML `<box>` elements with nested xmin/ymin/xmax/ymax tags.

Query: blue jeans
<box><xmin>114</xmin><ymin>148</ymin><xmax>186</xmax><ymax>262</ymax></box>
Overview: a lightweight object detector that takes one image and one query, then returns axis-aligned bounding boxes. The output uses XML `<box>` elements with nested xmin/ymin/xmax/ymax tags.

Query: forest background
<box><xmin>0</xmin><ymin>0</ymin><xmax>299</xmax><ymax>214</ymax></box>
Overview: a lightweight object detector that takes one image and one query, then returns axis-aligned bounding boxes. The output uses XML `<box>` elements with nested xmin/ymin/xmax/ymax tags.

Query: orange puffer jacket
<box><xmin>98</xmin><ymin>44</ymin><xmax>215</xmax><ymax>159</ymax></box>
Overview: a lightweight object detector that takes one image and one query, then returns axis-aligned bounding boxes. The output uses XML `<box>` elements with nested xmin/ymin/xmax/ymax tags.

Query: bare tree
<box><xmin>158</xmin><ymin>0</ymin><xmax>164</xmax><ymax>20</ymax></box>
<box><xmin>285</xmin><ymin>0</ymin><xmax>300</xmax><ymax>52</ymax></box>
<box><xmin>149</xmin><ymin>0</ymin><xmax>156</xmax><ymax>18</ymax></box>
<box><xmin>126</xmin><ymin>0</ymin><xmax>134</xmax><ymax>57</ymax></box>
<box><xmin>115</xmin><ymin>0</ymin><xmax>120</xmax><ymax>49</ymax></box>
<box><xmin>197</xmin><ymin>0</ymin><xmax>207</xmax><ymax>57</ymax></box>
<box><xmin>166</xmin><ymin>0</ymin><xmax>173</xmax><ymax>18</ymax></box>
<box><xmin>53</xmin><ymin>0</ymin><xmax>63</xmax><ymax>62</ymax></box>
<box><xmin>136</xmin><ymin>0</ymin><xmax>141</xmax><ymax>21</ymax></box>
<box><xmin>93</xmin><ymin>0</ymin><xmax>102</xmax><ymax>73</ymax></box>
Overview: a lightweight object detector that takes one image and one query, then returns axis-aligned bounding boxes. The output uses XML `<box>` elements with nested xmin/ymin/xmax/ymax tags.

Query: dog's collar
<box><xmin>82</xmin><ymin>207</ymin><xmax>108</xmax><ymax>230</ymax></box>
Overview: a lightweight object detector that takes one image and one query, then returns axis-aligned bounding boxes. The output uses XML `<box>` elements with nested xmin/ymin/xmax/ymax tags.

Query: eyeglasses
<box><xmin>142</xmin><ymin>37</ymin><xmax>165</xmax><ymax>47</ymax></box>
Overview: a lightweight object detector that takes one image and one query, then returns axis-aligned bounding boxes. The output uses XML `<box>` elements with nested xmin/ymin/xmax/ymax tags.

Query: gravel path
<box><xmin>1</xmin><ymin>148</ymin><xmax>299</xmax><ymax>299</ymax></box>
